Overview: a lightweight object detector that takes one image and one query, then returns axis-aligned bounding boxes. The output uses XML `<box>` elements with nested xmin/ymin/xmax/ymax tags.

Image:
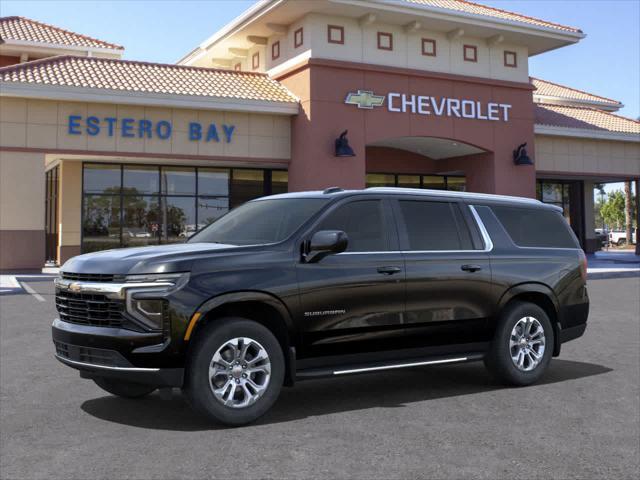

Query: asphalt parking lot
<box><xmin>1</xmin><ymin>276</ymin><xmax>639</xmax><ymax>479</ymax></box>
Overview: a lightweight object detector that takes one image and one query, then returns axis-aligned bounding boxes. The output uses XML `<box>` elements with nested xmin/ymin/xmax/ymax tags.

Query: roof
<box><xmin>532</xmin><ymin>77</ymin><xmax>622</xmax><ymax>107</ymax></box>
<box><xmin>0</xmin><ymin>55</ymin><xmax>299</xmax><ymax>104</ymax></box>
<box><xmin>534</xmin><ymin>103</ymin><xmax>640</xmax><ymax>134</ymax></box>
<box><xmin>0</xmin><ymin>16</ymin><xmax>123</xmax><ymax>51</ymax></box>
<box><xmin>400</xmin><ymin>0</ymin><xmax>581</xmax><ymax>33</ymax></box>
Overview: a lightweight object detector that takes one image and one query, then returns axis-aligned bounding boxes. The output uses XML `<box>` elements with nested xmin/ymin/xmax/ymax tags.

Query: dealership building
<box><xmin>1</xmin><ymin>0</ymin><xmax>639</xmax><ymax>270</ymax></box>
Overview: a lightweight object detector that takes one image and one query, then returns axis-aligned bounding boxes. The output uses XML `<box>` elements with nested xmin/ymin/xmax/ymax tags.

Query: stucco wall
<box><xmin>535</xmin><ymin>135</ymin><xmax>640</xmax><ymax>177</ymax></box>
<box><xmin>0</xmin><ymin>97</ymin><xmax>291</xmax><ymax>160</ymax></box>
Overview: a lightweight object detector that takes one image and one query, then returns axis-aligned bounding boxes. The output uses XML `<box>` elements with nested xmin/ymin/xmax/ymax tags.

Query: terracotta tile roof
<box><xmin>532</xmin><ymin>77</ymin><xmax>621</xmax><ymax>106</ymax></box>
<box><xmin>401</xmin><ymin>0</ymin><xmax>581</xmax><ymax>33</ymax></box>
<box><xmin>535</xmin><ymin>103</ymin><xmax>640</xmax><ymax>134</ymax></box>
<box><xmin>0</xmin><ymin>55</ymin><xmax>299</xmax><ymax>104</ymax></box>
<box><xmin>0</xmin><ymin>16</ymin><xmax>123</xmax><ymax>50</ymax></box>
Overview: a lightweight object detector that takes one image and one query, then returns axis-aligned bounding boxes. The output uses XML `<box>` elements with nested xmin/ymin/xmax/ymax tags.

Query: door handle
<box><xmin>461</xmin><ymin>264</ymin><xmax>482</xmax><ymax>272</ymax></box>
<box><xmin>377</xmin><ymin>266</ymin><xmax>402</xmax><ymax>275</ymax></box>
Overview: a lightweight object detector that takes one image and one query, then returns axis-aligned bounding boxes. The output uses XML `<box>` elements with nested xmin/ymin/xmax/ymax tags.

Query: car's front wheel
<box><xmin>184</xmin><ymin>317</ymin><xmax>284</xmax><ymax>426</ymax></box>
<box><xmin>92</xmin><ymin>377</ymin><xmax>156</xmax><ymax>398</ymax></box>
<box><xmin>484</xmin><ymin>301</ymin><xmax>554</xmax><ymax>386</ymax></box>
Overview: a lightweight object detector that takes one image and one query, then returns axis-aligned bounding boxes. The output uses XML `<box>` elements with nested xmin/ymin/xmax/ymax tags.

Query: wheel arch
<box><xmin>185</xmin><ymin>291</ymin><xmax>296</xmax><ymax>384</ymax></box>
<box><xmin>498</xmin><ymin>283</ymin><xmax>562</xmax><ymax>356</ymax></box>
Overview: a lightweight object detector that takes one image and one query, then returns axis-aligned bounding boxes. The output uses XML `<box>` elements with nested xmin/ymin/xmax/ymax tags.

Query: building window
<box><xmin>366</xmin><ymin>173</ymin><xmax>466</xmax><ymax>192</ymax></box>
<box><xmin>463</xmin><ymin>45</ymin><xmax>477</xmax><ymax>62</ymax></box>
<box><xmin>252</xmin><ymin>52</ymin><xmax>260</xmax><ymax>70</ymax></box>
<box><xmin>377</xmin><ymin>32</ymin><xmax>393</xmax><ymax>51</ymax></box>
<box><xmin>328</xmin><ymin>25</ymin><xmax>344</xmax><ymax>44</ymax></box>
<box><xmin>421</xmin><ymin>38</ymin><xmax>436</xmax><ymax>56</ymax></box>
<box><xmin>81</xmin><ymin>163</ymin><xmax>288</xmax><ymax>253</ymax></box>
<box><xmin>294</xmin><ymin>27</ymin><xmax>303</xmax><ymax>48</ymax></box>
<box><xmin>272</xmin><ymin>41</ymin><xmax>280</xmax><ymax>60</ymax></box>
<box><xmin>504</xmin><ymin>50</ymin><xmax>517</xmax><ymax>68</ymax></box>
<box><xmin>234</xmin><ymin>63</ymin><xmax>242</xmax><ymax>71</ymax></box>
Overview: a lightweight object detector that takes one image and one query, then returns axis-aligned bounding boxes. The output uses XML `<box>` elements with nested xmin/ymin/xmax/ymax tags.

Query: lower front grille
<box><xmin>54</xmin><ymin>341</ymin><xmax>129</xmax><ymax>368</ymax></box>
<box><xmin>55</xmin><ymin>291</ymin><xmax>125</xmax><ymax>328</ymax></box>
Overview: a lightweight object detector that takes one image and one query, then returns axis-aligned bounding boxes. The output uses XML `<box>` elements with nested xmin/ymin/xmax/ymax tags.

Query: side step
<box><xmin>295</xmin><ymin>352</ymin><xmax>484</xmax><ymax>380</ymax></box>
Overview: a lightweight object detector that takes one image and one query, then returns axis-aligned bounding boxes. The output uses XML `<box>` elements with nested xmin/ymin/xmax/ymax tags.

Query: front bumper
<box><xmin>52</xmin><ymin>318</ymin><xmax>184</xmax><ymax>387</ymax></box>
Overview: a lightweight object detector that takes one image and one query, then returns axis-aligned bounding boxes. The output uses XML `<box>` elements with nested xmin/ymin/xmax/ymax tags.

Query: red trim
<box><xmin>504</xmin><ymin>51</ymin><xmax>517</xmax><ymax>68</ymax></box>
<box><xmin>271</xmin><ymin>41</ymin><xmax>280</xmax><ymax>60</ymax></box>
<box><xmin>327</xmin><ymin>25</ymin><xmax>344</xmax><ymax>45</ymax></box>
<box><xmin>421</xmin><ymin>38</ymin><xmax>436</xmax><ymax>57</ymax></box>
<box><xmin>377</xmin><ymin>32</ymin><xmax>393</xmax><ymax>51</ymax></box>
<box><xmin>463</xmin><ymin>45</ymin><xmax>477</xmax><ymax>62</ymax></box>
<box><xmin>273</xmin><ymin>58</ymin><xmax>536</xmax><ymax>91</ymax></box>
<box><xmin>0</xmin><ymin>146</ymin><xmax>290</xmax><ymax>165</ymax></box>
<box><xmin>294</xmin><ymin>28</ymin><xmax>303</xmax><ymax>48</ymax></box>
<box><xmin>252</xmin><ymin>52</ymin><xmax>260</xmax><ymax>70</ymax></box>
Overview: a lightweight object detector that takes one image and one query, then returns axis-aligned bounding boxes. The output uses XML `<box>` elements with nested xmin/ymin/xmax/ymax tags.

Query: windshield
<box><xmin>188</xmin><ymin>198</ymin><xmax>329</xmax><ymax>246</ymax></box>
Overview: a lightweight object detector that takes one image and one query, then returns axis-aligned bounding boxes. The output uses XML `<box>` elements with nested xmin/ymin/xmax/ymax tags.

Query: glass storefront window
<box><xmin>81</xmin><ymin>163</ymin><xmax>287</xmax><ymax>253</ymax></box>
<box><xmin>423</xmin><ymin>176</ymin><xmax>446</xmax><ymax>190</ymax></box>
<box><xmin>198</xmin><ymin>168</ymin><xmax>229</xmax><ymax>196</ymax></box>
<box><xmin>83</xmin><ymin>164</ymin><xmax>121</xmax><ymax>194</ymax></box>
<box><xmin>122</xmin><ymin>195</ymin><xmax>160</xmax><ymax>248</ymax></box>
<box><xmin>124</xmin><ymin>166</ymin><xmax>159</xmax><ymax>195</ymax></box>
<box><xmin>446</xmin><ymin>177</ymin><xmax>466</xmax><ymax>192</ymax></box>
<box><xmin>366</xmin><ymin>174</ymin><xmax>395</xmax><ymax>188</ymax></box>
<box><xmin>161</xmin><ymin>167</ymin><xmax>195</xmax><ymax>195</ymax></box>
<box><xmin>231</xmin><ymin>169</ymin><xmax>264</xmax><ymax>208</ymax></box>
<box><xmin>397</xmin><ymin>175</ymin><xmax>421</xmax><ymax>189</ymax></box>
<box><xmin>82</xmin><ymin>194</ymin><xmax>121</xmax><ymax>253</ymax></box>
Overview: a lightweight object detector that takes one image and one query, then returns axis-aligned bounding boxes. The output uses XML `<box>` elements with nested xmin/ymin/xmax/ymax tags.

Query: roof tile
<box><xmin>535</xmin><ymin>103</ymin><xmax>640</xmax><ymax>134</ymax></box>
<box><xmin>0</xmin><ymin>16</ymin><xmax>123</xmax><ymax>50</ymax></box>
<box><xmin>532</xmin><ymin>77</ymin><xmax>621</xmax><ymax>106</ymax></box>
<box><xmin>401</xmin><ymin>0</ymin><xmax>581</xmax><ymax>33</ymax></box>
<box><xmin>0</xmin><ymin>55</ymin><xmax>299</xmax><ymax>104</ymax></box>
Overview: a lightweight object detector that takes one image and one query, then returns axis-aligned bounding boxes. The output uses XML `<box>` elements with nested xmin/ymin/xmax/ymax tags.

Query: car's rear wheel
<box><xmin>184</xmin><ymin>317</ymin><xmax>284</xmax><ymax>426</ymax></box>
<box><xmin>92</xmin><ymin>377</ymin><xmax>156</xmax><ymax>398</ymax></box>
<box><xmin>484</xmin><ymin>301</ymin><xmax>554</xmax><ymax>386</ymax></box>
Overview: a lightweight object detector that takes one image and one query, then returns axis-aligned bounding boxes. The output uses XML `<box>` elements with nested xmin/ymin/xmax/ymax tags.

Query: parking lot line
<box><xmin>19</xmin><ymin>281</ymin><xmax>46</xmax><ymax>302</ymax></box>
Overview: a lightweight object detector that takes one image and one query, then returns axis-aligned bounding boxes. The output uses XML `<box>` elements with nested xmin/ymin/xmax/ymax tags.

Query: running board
<box><xmin>295</xmin><ymin>352</ymin><xmax>484</xmax><ymax>380</ymax></box>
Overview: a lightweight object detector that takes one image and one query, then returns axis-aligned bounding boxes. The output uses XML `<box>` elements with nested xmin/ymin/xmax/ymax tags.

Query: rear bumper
<box><xmin>558</xmin><ymin>323</ymin><xmax>587</xmax><ymax>344</ymax></box>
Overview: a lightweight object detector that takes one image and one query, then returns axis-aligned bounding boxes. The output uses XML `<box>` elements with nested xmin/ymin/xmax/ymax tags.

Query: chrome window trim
<box><xmin>54</xmin><ymin>354</ymin><xmax>160</xmax><ymax>372</ymax></box>
<box><xmin>334</xmin><ymin>205</ymin><xmax>493</xmax><ymax>255</ymax></box>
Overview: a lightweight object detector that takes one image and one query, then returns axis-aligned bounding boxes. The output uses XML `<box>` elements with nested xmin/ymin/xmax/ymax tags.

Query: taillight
<box><xmin>578</xmin><ymin>251</ymin><xmax>588</xmax><ymax>282</ymax></box>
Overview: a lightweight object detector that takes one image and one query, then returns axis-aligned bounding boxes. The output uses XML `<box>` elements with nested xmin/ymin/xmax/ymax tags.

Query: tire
<box><xmin>484</xmin><ymin>301</ymin><xmax>554</xmax><ymax>386</ymax></box>
<box><xmin>93</xmin><ymin>377</ymin><xmax>156</xmax><ymax>398</ymax></box>
<box><xmin>184</xmin><ymin>317</ymin><xmax>285</xmax><ymax>426</ymax></box>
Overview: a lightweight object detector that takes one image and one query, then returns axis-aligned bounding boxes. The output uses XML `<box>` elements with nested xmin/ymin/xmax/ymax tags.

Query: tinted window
<box><xmin>491</xmin><ymin>206</ymin><xmax>578</xmax><ymax>248</ymax></box>
<box><xmin>190</xmin><ymin>198</ymin><xmax>328</xmax><ymax>245</ymax></box>
<box><xmin>398</xmin><ymin>201</ymin><xmax>474</xmax><ymax>251</ymax></box>
<box><xmin>316</xmin><ymin>200</ymin><xmax>388</xmax><ymax>252</ymax></box>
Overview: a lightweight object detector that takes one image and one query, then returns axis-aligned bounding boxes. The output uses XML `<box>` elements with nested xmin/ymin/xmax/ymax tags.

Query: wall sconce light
<box><xmin>513</xmin><ymin>142</ymin><xmax>533</xmax><ymax>165</ymax></box>
<box><xmin>335</xmin><ymin>130</ymin><xmax>355</xmax><ymax>157</ymax></box>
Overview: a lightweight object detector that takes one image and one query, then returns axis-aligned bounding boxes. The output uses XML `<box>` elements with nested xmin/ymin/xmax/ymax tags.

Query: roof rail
<box><xmin>323</xmin><ymin>187</ymin><xmax>344</xmax><ymax>194</ymax></box>
<box><xmin>365</xmin><ymin>187</ymin><xmax>543</xmax><ymax>206</ymax></box>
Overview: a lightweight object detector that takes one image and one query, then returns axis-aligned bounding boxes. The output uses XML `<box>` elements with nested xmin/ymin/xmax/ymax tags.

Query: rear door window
<box><xmin>315</xmin><ymin>200</ymin><xmax>389</xmax><ymax>252</ymax></box>
<box><xmin>491</xmin><ymin>205</ymin><xmax>579</xmax><ymax>248</ymax></box>
<box><xmin>397</xmin><ymin>200</ymin><xmax>474</xmax><ymax>251</ymax></box>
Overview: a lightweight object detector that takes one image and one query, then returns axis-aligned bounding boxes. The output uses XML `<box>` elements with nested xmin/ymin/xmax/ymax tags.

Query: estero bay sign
<box><xmin>67</xmin><ymin>115</ymin><xmax>237</xmax><ymax>142</ymax></box>
<box><xmin>345</xmin><ymin>90</ymin><xmax>512</xmax><ymax>121</ymax></box>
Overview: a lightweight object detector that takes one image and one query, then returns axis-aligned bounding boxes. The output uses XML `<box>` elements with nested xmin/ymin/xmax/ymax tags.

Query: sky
<box><xmin>1</xmin><ymin>0</ymin><xmax>637</xmax><ymax>193</ymax></box>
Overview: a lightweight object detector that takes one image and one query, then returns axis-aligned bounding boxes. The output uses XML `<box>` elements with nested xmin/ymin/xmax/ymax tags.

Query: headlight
<box><xmin>123</xmin><ymin>272</ymin><xmax>189</xmax><ymax>331</ymax></box>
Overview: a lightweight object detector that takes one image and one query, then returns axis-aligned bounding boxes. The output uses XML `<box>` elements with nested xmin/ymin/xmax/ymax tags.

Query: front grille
<box><xmin>54</xmin><ymin>341</ymin><xmax>128</xmax><ymax>367</ymax></box>
<box><xmin>61</xmin><ymin>272</ymin><xmax>117</xmax><ymax>282</ymax></box>
<box><xmin>55</xmin><ymin>290</ymin><xmax>125</xmax><ymax>328</ymax></box>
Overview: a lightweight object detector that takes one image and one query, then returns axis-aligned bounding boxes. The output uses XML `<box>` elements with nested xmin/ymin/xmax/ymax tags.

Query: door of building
<box><xmin>45</xmin><ymin>166</ymin><xmax>59</xmax><ymax>265</ymax></box>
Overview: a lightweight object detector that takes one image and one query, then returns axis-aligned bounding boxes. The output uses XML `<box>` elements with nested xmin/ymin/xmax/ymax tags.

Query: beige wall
<box><xmin>57</xmin><ymin>161</ymin><xmax>82</xmax><ymax>257</ymax></box>
<box><xmin>0</xmin><ymin>97</ymin><xmax>291</xmax><ymax>160</ymax></box>
<box><xmin>535</xmin><ymin>135</ymin><xmax>640</xmax><ymax>177</ymax></box>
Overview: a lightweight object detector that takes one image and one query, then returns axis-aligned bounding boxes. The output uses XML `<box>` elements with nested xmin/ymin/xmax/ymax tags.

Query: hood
<box><xmin>61</xmin><ymin>242</ymin><xmax>247</xmax><ymax>275</ymax></box>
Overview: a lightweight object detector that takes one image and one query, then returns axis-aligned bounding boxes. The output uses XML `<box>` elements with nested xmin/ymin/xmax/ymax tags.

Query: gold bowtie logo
<box><xmin>345</xmin><ymin>90</ymin><xmax>385</xmax><ymax>109</ymax></box>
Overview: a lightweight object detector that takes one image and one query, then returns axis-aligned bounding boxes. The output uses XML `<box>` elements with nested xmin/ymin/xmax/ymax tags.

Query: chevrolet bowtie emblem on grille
<box><xmin>69</xmin><ymin>282</ymin><xmax>82</xmax><ymax>292</ymax></box>
<box><xmin>344</xmin><ymin>90</ymin><xmax>385</xmax><ymax>109</ymax></box>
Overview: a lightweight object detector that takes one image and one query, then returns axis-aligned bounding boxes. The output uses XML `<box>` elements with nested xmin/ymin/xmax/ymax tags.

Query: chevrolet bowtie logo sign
<box><xmin>345</xmin><ymin>90</ymin><xmax>385</xmax><ymax>109</ymax></box>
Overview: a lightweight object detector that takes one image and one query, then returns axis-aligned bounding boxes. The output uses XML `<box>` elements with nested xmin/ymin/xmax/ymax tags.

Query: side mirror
<box><xmin>304</xmin><ymin>230</ymin><xmax>348</xmax><ymax>263</ymax></box>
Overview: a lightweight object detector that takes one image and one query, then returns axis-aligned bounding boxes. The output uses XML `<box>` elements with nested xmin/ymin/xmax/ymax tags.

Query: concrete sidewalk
<box><xmin>587</xmin><ymin>251</ymin><xmax>640</xmax><ymax>279</ymax></box>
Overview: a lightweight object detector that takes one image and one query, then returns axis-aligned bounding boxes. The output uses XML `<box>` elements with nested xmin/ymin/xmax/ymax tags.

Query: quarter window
<box><xmin>316</xmin><ymin>200</ymin><xmax>388</xmax><ymax>252</ymax></box>
<box><xmin>398</xmin><ymin>201</ymin><xmax>474</xmax><ymax>251</ymax></box>
<box><xmin>491</xmin><ymin>206</ymin><xmax>578</xmax><ymax>249</ymax></box>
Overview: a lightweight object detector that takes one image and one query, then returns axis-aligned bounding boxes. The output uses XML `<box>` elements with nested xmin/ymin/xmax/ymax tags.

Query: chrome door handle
<box><xmin>377</xmin><ymin>266</ymin><xmax>402</xmax><ymax>275</ymax></box>
<box><xmin>461</xmin><ymin>264</ymin><xmax>482</xmax><ymax>272</ymax></box>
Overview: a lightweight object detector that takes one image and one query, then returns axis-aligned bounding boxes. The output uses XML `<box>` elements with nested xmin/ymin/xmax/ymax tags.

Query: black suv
<box><xmin>53</xmin><ymin>188</ymin><xmax>588</xmax><ymax>425</ymax></box>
